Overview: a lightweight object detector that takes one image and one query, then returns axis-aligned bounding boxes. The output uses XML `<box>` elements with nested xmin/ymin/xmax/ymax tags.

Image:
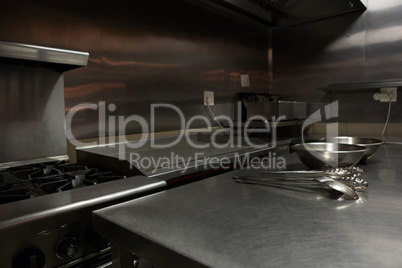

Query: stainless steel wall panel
<box><xmin>365</xmin><ymin>0</ymin><xmax>402</xmax><ymax>80</ymax></box>
<box><xmin>0</xmin><ymin>63</ymin><xmax>67</xmax><ymax>162</ymax></box>
<box><xmin>99</xmin><ymin>1</ymin><xmax>225</xmax><ymax>133</ymax></box>
<box><xmin>273</xmin><ymin>12</ymin><xmax>366</xmax><ymax>103</ymax></box>
<box><xmin>273</xmin><ymin>0</ymin><xmax>402</xmax><ymax>125</ymax></box>
<box><xmin>98</xmin><ymin>0</ymin><xmax>269</xmax><ymax>135</ymax></box>
<box><xmin>0</xmin><ymin>0</ymin><xmax>269</xmax><ymax>151</ymax></box>
<box><xmin>271</xmin><ymin>2</ymin><xmax>395</xmax><ymax>125</ymax></box>
<box><xmin>0</xmin><ymin>0</ymin><xmax>104</xmax><ymax>140</ymax></box>
<box><xmin>224</xmin><ymin>31</ymin><xmax>270</xmax><ymax>99</ymax></box>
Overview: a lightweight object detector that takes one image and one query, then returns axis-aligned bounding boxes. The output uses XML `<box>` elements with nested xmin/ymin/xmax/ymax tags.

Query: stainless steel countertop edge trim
<box><xmin>0</xmin><ymin>180</ymin><xmax>166</xmax><ymax>233</ymax></box>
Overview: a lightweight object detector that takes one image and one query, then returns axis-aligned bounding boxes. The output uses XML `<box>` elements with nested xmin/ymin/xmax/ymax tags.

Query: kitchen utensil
<box><xmin>261</xmin><ymin>174</ymin><xmax>367</xmax><ymax>191</ymax></box>
<box><xmin>261</xmin><ymin>167</ymin><xmax>368</xmax><ymax>191</ymax></box>
<box><xmin>321</xmin><ymin>137</ymin><xmax>383</xmax><ymax>161</ymax></box>
<box><xmin>262</xmin><ymin>166</ymin><xmax>363</xmax><ymax>176</ymax></box>
<box><xmin>233</xmin><ymin>176</ymin><xmax>360</xmax><ymax>200</ymax></box>
<box><xmin>292</xmin><ymin>142</ymin><xmax>368</xmax><ymax>169</ymax></box>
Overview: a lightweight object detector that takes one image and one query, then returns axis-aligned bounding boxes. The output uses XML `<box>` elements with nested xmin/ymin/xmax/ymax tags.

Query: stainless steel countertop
<box><xmin>93</xmin><ymin>144</ymin><xmax>402</xmax><ymax>268</ymax></box>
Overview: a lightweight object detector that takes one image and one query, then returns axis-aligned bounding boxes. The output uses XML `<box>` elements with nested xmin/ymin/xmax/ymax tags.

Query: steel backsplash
<box><xmin>0</xmin><ymin>0</ymin><xmax>270</xmax><ymax>146</ymax></box>
<box><xmin>272</xmin><ymin>0</ymin><xmax>402</xmax><ymax>126</ymax></box>
<box><xmin>0</xmin><ymin>63</ymin><xmax>68</xmax><ymax>163</ymax></box>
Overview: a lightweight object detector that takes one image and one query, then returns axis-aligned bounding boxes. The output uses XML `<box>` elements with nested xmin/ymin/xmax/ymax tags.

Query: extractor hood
<box><xmin>191</xmin><ymin>0</ymin><xmax>367</xmax><ymax>28</ymax></box>
<box><xmin>191</xmin><ymin>0</ymin><xmax>275</xmax><ymax>28</ymax></box>
<box><xmin>0</xmin><ymin>41</ymin><xmax>89</xmax><ymax>72</ymax></box>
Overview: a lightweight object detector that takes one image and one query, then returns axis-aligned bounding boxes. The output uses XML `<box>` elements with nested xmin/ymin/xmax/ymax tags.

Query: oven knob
<box><xmin>56</xmin><ymin>237</ymin><xmax>79</xmax><ymax>259</ymax></box>
<box><xmin>12</xmin><ymin>248</ymin><xmax>45</xmax><ymax>268</ymax></box>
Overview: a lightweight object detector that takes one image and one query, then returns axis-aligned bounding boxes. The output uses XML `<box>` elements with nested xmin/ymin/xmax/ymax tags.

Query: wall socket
<box><xmin>373</xmin><ymin>87</ymin><xmax>397</xmax><ymax>102</ymax></box>
<box><xmin>381</xmin><ymin>88</ymin><xmax>397</xmax><ymax>102</ymax></box>
<box><xmin>204</xmin><ymin>91</ymin><xmax>214</xmax><ymax>106</ymax></box>
<box><xmin>240</xmin><ymin>74</ymin><xmax>250</xmax><ymax>87</ymax></box>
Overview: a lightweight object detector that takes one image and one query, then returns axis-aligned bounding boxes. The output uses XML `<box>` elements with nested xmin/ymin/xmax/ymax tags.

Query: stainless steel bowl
<box><xmin>322</xmin><ymin>137</ymin><xmax>383</xmax><ymax>161</ymax></box>
<box><xmin>292</xmin><ymin>142</ymin><xmax>368</xmax><ymax>170</ymax></box>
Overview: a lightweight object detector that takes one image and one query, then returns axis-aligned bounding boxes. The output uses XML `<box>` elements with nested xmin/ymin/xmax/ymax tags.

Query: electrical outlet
<box><xmin>373</xmin><ymin>88</ymin><xmax>397</xmax><ymax>102</ymax></box>
<box><xmin>380</xmin><ymin>88</ymin><xmax>397</xmax><ymax>102</ymax></box>
<box><xmin>204</xmin><ymin>91</ymin><xmax>214</xmax><ymax>106</ymax></box>
<box><xmin>240</xmin><ymin>74</ymin><xmax>250</xmax><ymax>87</ymax></box>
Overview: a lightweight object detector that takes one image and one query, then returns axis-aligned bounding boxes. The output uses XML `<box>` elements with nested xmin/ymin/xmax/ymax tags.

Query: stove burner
<box><xmin>0</xmin><ymin>181</ymin><xmax>13</xmax><ymax>192</ymax></box>
<box><xmin>28</xmin><ymin>168</ymin><xmax>61</xmax><ymax>179</ymax></box>
<box><xmin>85</xmin><ymin>171</ymin><xmax>126</xmax><ymax>185</ymax></box>
<box><xmin>0</xmin><ymin>161</ymin><xmax>126</xmax><ymax>205</ymax></box>
<box><xmin>0</xmin><ymin>172</ymin><xmax>19</xmax><ymax>191</ymax></box>
<box><xmin>11</xmin><ymin>166</ymin><xmax>42</xmax><ymax>180</ymax></box>
<box><xmin>33</xmin><ymin>175</ymin><xmax>72</xmax><ymax>194</ymax></box>
<box><xmin>57</xmin><ymin>163</ymin><xmax>90</xmax><ymax>173</ymax></box>
<box><xmin>0</xmin><ymin>187</ymin><xmax>33</xmax><ymax>205</ymax></box>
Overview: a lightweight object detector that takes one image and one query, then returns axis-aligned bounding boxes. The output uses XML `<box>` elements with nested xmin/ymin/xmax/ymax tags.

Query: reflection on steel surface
<box><xmin>273</xmin><ymin>0</ymin><xmax>402</xmax><ymax>124</ymax></box>
<box><xmin>0</xmin><ymin>0</ymin><xmax>270</xmax><ymax>140</ymax></box>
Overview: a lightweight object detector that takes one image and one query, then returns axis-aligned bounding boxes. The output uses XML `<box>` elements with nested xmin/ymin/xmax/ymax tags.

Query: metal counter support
<box><xmin>93</xmin><ymin>144</ymin><xmax>402</xmax><ymax>268</ymax></box>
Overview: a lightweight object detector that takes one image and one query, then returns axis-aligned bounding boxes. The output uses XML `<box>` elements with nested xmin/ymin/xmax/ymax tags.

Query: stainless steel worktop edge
<box><xmin>93</xmin><ymin>144</ymin><xmax>402</xmax><ymax>268</ymax></box>
<box><xmin>0</xmin><ymin>177</ymin><xmax>166</xmax><ymax>241</ymax></box>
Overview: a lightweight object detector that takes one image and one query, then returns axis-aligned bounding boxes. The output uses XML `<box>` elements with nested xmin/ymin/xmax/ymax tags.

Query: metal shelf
<box><xmin>221</xmin><ymin>120</ymin><xmax>303</xmax><ymax>128</ymax></box>
<box><xmin>0</xmin><ymin>41</ymin><xmax>89</xmax><ymax>72</ymax></box>
<box><xmin>318</xmin><ymin>79</ymin><xmax>402</xmax><ymax>92</ymax></box>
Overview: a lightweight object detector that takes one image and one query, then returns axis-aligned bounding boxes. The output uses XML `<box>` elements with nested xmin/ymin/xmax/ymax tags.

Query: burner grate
<box><xmin>0</xmin><ymin>161</ymin><xmax>127</xmax><ymax>205</ymax></box>
<box><xmin>0</xmin><ymin>185</ymin><xmax>36</xmax><ymax>204</ymax></box>
<box><xmin>36</xmin><ymin>179</ymin><xmax>73</xmax><ymax>194</ymax></box>
<box><xmin>85</xmin><ymin>171</ymin><xmax>126</xmax><ymax>185</ymax></box>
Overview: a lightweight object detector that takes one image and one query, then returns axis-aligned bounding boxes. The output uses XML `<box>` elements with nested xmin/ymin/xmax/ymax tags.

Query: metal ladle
<box><xmin>233</xmin><ymin>176</ymin><xmax>359</xmax><ymax>200</ymax></box>
<box><xmin>260</xmin><ymin>167</ymin><xmax>368</xmax><ymax>191</ymax></box>
<box><xmin>261</xmin><ymin>167</ymin><xmax>364</xmax><ymax>177</ymax></box>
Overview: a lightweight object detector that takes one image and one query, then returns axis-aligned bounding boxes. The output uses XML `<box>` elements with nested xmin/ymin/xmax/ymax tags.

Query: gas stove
<box><xmin>0</xmin><ymin>161</ymin><xmax>126</xmax><ymax>205</ymax></box>
<box><xmin>0</xmin><ymin>134</ymin><xmax>276</xmax><ymax>268</ymax></box>
<box><xmin>0</xmin><ymin>159</ymin><xmax>166</xmax><ymax>268</ymax></box>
